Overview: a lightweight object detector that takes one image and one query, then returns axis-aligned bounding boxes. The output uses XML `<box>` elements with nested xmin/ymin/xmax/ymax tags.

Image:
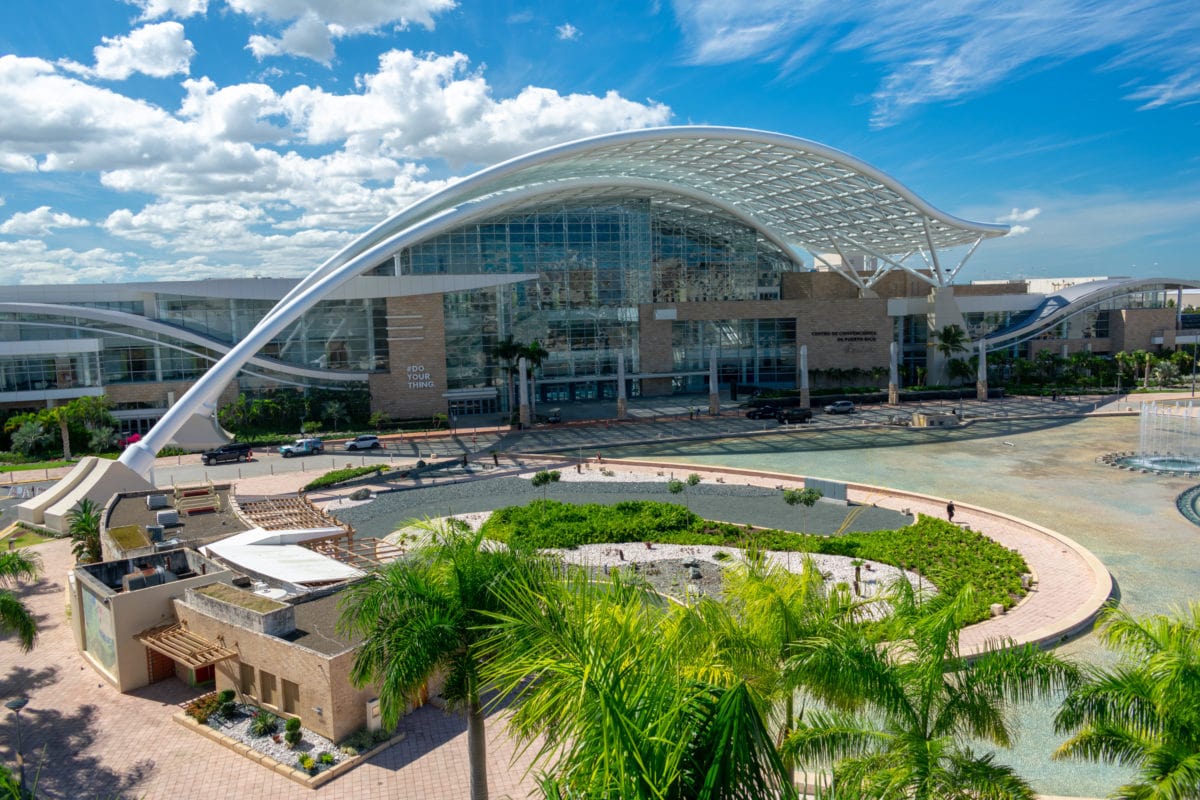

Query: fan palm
<box><xmin>480</xmin><ymin>567</ymin><xmax>796</xmax><ymax>800</ymax></box>
<box><xmin>1053</xmin><ymin>602</ymin><xmax>1200</xmax><ymax>800</ymax></box>
<box><xmin>0</xmin><ymin>549</ymin><xmax>42</xmax><ymax>652</ymax></box>
<box><xmin>337</xmin><ymin>519</ymin><xmax>541</xmax><ymax>800</ymax></box>
<box><xmin>783</xmin><ymin>582</ymin><xmax>1079</xmax><ymax>799</ymax></box>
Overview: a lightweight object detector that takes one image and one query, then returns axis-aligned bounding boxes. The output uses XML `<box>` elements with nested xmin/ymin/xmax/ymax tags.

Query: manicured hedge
<box><xmin>302</xmin><ymin>465</ymin><xmax>385</xmax><ymax>491</ymax></box>
<box><xmin>480</xmin><ymin>500</ymin><xmax>1029</xmax><ymax>621</ymax></box>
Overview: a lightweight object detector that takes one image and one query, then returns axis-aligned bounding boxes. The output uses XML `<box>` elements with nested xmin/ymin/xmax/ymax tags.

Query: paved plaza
<box><xmin>0</xmin><ymin>392</ymin><xmax>1195</xmax><ymax>798</ymax></box>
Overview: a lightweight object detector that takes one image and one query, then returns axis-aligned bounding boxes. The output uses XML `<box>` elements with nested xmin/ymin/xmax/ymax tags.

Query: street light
<box><xmin>5</xmin><ymin>697</ymin><xmax>28</xmax><ymax>792</ymax></box>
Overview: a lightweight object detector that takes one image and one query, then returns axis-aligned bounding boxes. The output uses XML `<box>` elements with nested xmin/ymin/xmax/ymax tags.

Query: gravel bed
<box><xmin>330</xmin><ymin>476</ymin><xmax>909</xmax><ymax>540</ymax></box>
<box><xmin>205</xmin><ymin>707</ymin><xmax>347</xmax><ymax>773</ymax></box>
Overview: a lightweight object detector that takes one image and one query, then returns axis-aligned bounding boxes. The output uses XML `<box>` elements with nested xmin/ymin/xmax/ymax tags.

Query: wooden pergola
<box><xmin>137</xmin><ymin>623</ymin><xmax>237</xmax><ymax>669</ymax></box>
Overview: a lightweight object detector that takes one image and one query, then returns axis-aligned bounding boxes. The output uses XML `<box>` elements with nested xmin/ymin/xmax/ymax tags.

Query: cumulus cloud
<box><xmin>126</xmin><ymin>0</ymin><xmax>209</xmax><ymax>20</ymax></box>
<box><xmin>0</xmin><ymin>46</ymin><xmax>670</xmax><ymax>280</ymax></box>
<box><xmin>247</xmin><ymin>15</ymin><xmax>338</xmax><ymax>64</ymax></box>
<box><xmin>282</xmin><ymin>50</ymin><xmax>670</xmax><ymax>166</ymax></box>
<box><xmin>671</xmin><ymin>0</ymin><xmax>1200</xmax><ymax>125</ymax></box>
<box><xmin>557</xmin><ymin>23</ymin><xmax>580</xmax><ymax>41</ymax></box>
<box><xmin>60</xmin><ymin>22</ymin><xmax>195</xmax><ymax>80</ymax></box>
<box><xmin>0</xmin><ymin>206</ymin><xmax>90</xmax><ymax>236</ymax></box>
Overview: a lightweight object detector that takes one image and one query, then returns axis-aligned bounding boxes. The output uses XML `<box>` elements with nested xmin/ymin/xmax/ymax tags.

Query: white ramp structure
<box><xmin>114</xmin><ymin>126</ymin><xmax>1008</xmax><ymax>481</ymax></box>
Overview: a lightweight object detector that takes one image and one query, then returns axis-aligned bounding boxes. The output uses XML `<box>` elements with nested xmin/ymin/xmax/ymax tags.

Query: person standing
<box><xmin>946</xmin><ymin>500</ymin><xmax>956</xmax><ymax>523</ymax></box>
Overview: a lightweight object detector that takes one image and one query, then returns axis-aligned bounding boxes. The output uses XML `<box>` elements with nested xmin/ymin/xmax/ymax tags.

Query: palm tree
<box><xmin>9</xmin><ymin>420</ymin><xmax>51</xmax><ymax>458</ymax></box>
<box><xmin>489</xmin><ymin>335</ymin><xmax>524</xmax><ymax>418</ymax></box>
<box><xmin>322</xmin><ymin>399</ymin><xmax>347</xmax><ymax>432</ymax></box>
<box><xmin>1053</xmin><ymin>602</ymin><xmax>1200</xmax><ymax>799</ymax></box>
<box><xmin>522</xmin><ymin>340</ymin><xmax>549</xmax><ymax>422</ymax></box>
<box><xmin>0</xmin><ymin>549</ymin><xmax>42</xmax><ymax>652</ymax></box>
<box><xmin>67</xmin><ymin>497</ymin><xmax>103</xmax><ymax>564</ymax></box>
<box><xmin>783</xmin><ymin>582</ymin><xmax>1079</xmax><ymax>799</ymax></box>
<box><xmin>480</xmin><ymin>567</ymin><xmax>796</xmax><ymax>800</ymax></box>
<box><xmin>705</xmin><ymin>553</ymin><xmax>857</xmax><ymax>775</ymax></box>
<box><xmin>933</xmin><ymin>324</ymin><xmax>969</xmax><ymax>361</ymax></box>
<box><xmin>337</xmin><ymin>519</ymin><xmax>539</xmax><ymax>800</ymax></box>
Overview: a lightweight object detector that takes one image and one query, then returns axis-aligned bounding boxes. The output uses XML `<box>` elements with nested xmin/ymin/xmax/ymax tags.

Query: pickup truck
<box><xmin>279</xmin><ymin>438</ymin><xmax>324</xmax><ymax>458</ymax></box>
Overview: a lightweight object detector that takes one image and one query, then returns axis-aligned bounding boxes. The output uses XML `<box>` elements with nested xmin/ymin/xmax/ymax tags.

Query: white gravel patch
<box><xmin>516</xmin><ymin>464</ymin><xmax>713</xmax><ymax>484</ymax></box>
<box><xmin>206</xmin><ymin>707</ymin><xmax>348</xmax><ymax>773</ymax></box>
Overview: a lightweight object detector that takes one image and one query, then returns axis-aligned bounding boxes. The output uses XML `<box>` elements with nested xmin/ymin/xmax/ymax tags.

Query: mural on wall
<box><xmin>81</xmin><ymin>587</ymin><xmax>117</xmax><ymax>672</ymax></box>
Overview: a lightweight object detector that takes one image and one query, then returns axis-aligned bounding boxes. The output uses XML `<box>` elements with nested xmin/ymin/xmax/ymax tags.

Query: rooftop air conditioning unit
<box><xmin>146</xmin><ymin>525</ymin><xmax>164</xmax><ymax>543</ymax></box>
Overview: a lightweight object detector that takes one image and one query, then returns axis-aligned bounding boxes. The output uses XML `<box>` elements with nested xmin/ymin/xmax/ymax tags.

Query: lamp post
<box><xmin>5</xmin><ymin>697</ymin><xmax>28</xmax><ymax>793</ymax></box>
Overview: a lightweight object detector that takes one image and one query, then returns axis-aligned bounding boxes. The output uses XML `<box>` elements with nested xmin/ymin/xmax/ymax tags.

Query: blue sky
<box><xmin>1</xmin><ymin>0</ymin><xmax>1198</xmax><ymax>286</ymax></box>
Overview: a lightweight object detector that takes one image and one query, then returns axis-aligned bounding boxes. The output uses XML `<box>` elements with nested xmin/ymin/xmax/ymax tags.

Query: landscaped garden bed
<box><xmin>481</xmin><ymin>500</ymin><xmax>1029</xmax><ymax>622</ymax></box>
<box><xmin>179</xmin><ymin>691</ymin><xmax>399</xmax><ymax>786</ymax></box>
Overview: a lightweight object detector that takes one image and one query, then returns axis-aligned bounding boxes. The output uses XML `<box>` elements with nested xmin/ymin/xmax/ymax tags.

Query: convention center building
<box><xmin>2</xmin><ymin>127</ymin><xmax>1196</xmax><ymax>437</ymax></box>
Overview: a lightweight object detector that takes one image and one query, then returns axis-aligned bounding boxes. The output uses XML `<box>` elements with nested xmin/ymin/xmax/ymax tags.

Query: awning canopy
<box><xmin>137</xmin><ymin>623</ymin><xmax>237</xmax><ymax>669</ymax></box>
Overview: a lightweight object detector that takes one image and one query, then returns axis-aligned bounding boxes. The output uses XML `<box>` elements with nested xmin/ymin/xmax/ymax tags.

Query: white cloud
<box><xmin>247</xmin><ymin>15</ymin><xmax>337</xmax><ymax>64</ymax></box>
<box><xmin>126</xmin><ymin>0</ymin><xmax>209</xmax><ymax>20</ymax></box>
<box><xmin>998</xmin><ymin>207</ymin><xmax>1041</xmax><ymax>224</ymax></box>
<box><xmin>227</xmin><ymin>0</ymin><xmax>455</xmax><ymax>34</ymax></box>
<box><xmin>0</xmin><ymin>46</ymin><xmax>670</xmax><ymax>280</ymax></box>
<box><xmin>671</xmin><ymin>0</ymin><xmax>1200</xmax><ymax>125</ymax></box>
<box><xmin>0</xmin><ymin>206</ymin><xmax>90</xmax><ymax>236</ymax></box>
<box><xmin>557</xmin><ymin>23</ymin><xmax>580</xmax><ymax>41</ymax></box>
<box><xmin>0</xmin><ymin>239</ymin><xmax>139</xmax><ymax>285</ymax></box>
<box><xmin>61</xmin><ymin>22</ymin><xmax>195</xmax><ymax>80</ymax></box>
<box><xmin>964</xmin><ymin>189</ymin><xmax>1200</xmax><ymax>278</ymax></box>
<box><xmin>282</xmin><ymin>50</ymin><xmax>670</xmax><ymax>166</ymax></box>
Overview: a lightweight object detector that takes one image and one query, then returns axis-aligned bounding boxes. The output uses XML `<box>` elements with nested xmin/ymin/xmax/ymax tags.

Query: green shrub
<box><xmin>217</xmin><ymin>689</ymin><xmax>235</xmax><ymax>704</ymax></box>
<box><xmin>319</xmin><ymin>752</ymin><xmax>336</xmax><ymax>765</ymax></box>
<box><xmin>302</xmin><ymin>465</ymin><xmax>385</xmax><ymax>491</ymax></box>
<box><xmin>342</xmin><ymin>728</ymin><xmax>377</xmax><ymax>753</ymax></box>
<box><xmin>480</xmin><ymin>501</ymin><xmax>1028</xmax><ymax>623</ymax></box>
<box><xmin>284</xmin><ymin>715</ymin><xmax>303</xmax><ymax>747</ymax></box>
<box><xmin>156</xmin><ymin>446</ymin><xmax>188</xmax><ymax>457</ymax></box>
<box><xmin>250</xmin><ymin>710</ymin><xmax>279</xmax><ymax>736</ymax></box>
<box><xmin>297</xmin><ymin>753</ymin><xmax>316</xmax><ymax>773</ymax></box>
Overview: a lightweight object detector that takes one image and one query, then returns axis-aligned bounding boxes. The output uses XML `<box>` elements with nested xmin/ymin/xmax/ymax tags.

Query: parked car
<box><xmin>776</xmin><ymin>408</ymin><xmax>813</xmax><ymax>424</ymax></box>
<box><xmin>279</xmin><ymin>437</ymin><xmax>323</xmax><ymax>458</ymax></box>
<box><xmin>201</xmin><ymin>442</ymin><xmax>253</xmax><ymax>465</ymax></box>
<box><xmin>746</xmin><ymin>405</ymin><xmax>782</xmax><ymax>420</ymax></box>
<box><xmin>823</xmin><ymin>400</ymin><xmax>857</xmax><ymax>414</ymax></box>
<box><xmin>345</xmin><ymin>434</ymin><xmax>381</xmax><ymax>451</ymax></box>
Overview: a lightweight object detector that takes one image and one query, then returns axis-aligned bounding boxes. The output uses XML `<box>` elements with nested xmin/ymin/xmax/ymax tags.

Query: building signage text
<box><xmin>810</xmin><ymin>330</ymin><xmax>878</xmax><ymax>343</ymax></box>
<box><xmin>406</xmin><ymin>364</ymin><xmax>435</xmax><ymax>390</ymax></box>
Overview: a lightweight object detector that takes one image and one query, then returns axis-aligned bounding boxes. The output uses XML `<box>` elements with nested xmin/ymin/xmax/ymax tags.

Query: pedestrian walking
<box><xmin>946</xmin><ymin>500</ymin><xmax>956</xmax><ymax>523</ymax></box>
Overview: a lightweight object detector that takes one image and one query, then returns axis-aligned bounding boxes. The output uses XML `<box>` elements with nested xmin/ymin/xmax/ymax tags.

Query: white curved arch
<box><xmin>982</xmin><ymin>277</ymin><xmax>1200</xmax><ymax>349</ymax></box>
<box><xmin>121</xmin><ymin>126</ymin><xmax>1008</xmax><ymax>477</ymax></box>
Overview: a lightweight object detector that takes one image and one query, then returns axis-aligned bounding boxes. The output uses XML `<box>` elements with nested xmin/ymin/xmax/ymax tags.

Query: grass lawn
<box><xmin>0</xmin><ymin>460</ymin><xmax>72</xmax><ymax>472</ymax></box>
<box><xmin>4</xmin><ymin>530</ymin><xmax>53</xmax><ymax>548</ymax></box>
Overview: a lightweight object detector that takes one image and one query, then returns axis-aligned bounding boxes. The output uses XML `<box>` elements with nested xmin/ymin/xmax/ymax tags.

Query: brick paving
<box><xmin>0</xmin><ymin>537</ymin><xmax>538</xmax><ymax>800</ymax></box>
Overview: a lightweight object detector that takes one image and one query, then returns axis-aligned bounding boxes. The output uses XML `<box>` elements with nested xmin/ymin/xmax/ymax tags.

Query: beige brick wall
<box><xmin>369</xmin><ymin>294</ymin><xmax>449</xmax><ymax>419</ymax></box>
<box><xmin>175</xmin><ymin>599</ymin><xmax>377</xmax><ymax>743</ymax></box>
<box><xmin>1112</xmin><ymin>308</ymin><xmax>1177</xmax><ymax>353</ymax></box>
<box><xmin>104</xmin><ymin>380</ymin><xmax>238</xmax><ymax>410</ymax></box>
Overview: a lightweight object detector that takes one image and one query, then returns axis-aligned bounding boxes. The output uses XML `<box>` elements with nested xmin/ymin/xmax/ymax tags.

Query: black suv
<box><xmin>201</xmin><ymin>443</ymin><xmax>253</xmax><ymax>465</ymax></box>
<box><xmin>776</xmin><ymin>408</ymin><xmax>813</xmax><ymax>424</ymax></box>
<box><xmin>746</xmin><ymin>405</ymin><xmax>782</xmax><ymax>420</ymax></box>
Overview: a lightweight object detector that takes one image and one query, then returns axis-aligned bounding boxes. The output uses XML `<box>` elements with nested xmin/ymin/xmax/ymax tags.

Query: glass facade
<box><xmin>671</xmin><ymin>319</ymin><xmax>796</xmax><ymax>391</ymax></box>
<box><xmin>402</xmin><ymin>200</ymin><xmax>794</xmax><ymax>405</ymax></box>
<box><xmin>157</xmin><ymin>295</ymin><xmax>389</xmax><ymax>373</ymax></box>
<box><xmin>0</xmin><ymin>351</ymin><xmax>101</xmax><ymax>393</ymax></box>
